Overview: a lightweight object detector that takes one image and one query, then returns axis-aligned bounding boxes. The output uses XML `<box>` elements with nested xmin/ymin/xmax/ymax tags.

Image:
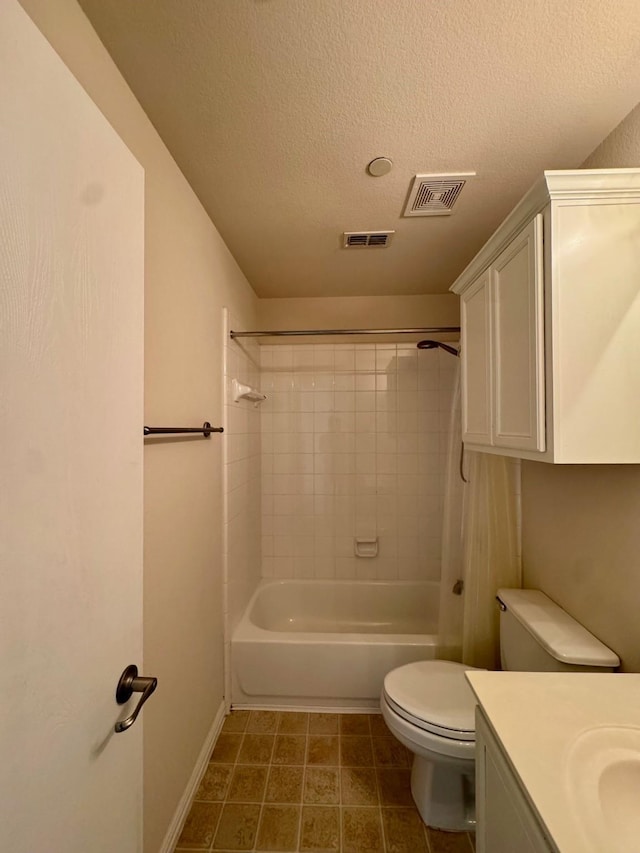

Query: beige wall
<box><xmin>18</xmin><ymin>2</ymin><xmax>259</xmax><ymax>850</ymax></box>
<box><xmin>582</xmin><ymin>102</ymin><xmax>640</xmax><ymax>168</ymax></box>
<box><xmin>521</xmin><ymin>101</ymin><xmax>640</xmax><ymax>673</ymax></box>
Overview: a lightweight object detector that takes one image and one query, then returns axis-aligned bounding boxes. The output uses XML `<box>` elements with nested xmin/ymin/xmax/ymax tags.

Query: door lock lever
<box><xmin>114</xmin><ymin>664</ymin><xmax>157</xmax><ymax>733</ymax></box>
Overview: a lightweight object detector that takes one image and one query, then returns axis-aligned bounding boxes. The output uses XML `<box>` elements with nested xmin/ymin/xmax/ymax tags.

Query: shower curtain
<box><xmin>461</xmin><ymin>451</ymin><xmax>520</xmax><ymax>669</ymax></box>
<box><xmin>438</xmin><ymin>360</ymin><xmax>521</xmax><ymax>670</ymax></box>
<box><xmin>437</xmin><ymin>362</ymin><xmax>465</xmax><ymax>659</ymax></box>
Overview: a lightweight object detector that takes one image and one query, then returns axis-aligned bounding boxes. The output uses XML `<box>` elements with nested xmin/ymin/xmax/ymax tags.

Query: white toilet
<box><xmin>380</xmin><ymin>588</ymin><xmax>620</xmax><ymax>832</ymax></box>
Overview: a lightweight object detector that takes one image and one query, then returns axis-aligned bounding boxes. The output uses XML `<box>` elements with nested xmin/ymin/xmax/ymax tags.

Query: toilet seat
<box><xmin>383</xmin><ymin>660</ymin><xmax>481</xmax><ymax>742</ymax></box>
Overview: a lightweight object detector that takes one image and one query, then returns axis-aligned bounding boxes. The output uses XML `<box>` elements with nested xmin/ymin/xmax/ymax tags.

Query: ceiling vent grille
<box><xmin>343</xmin><ymin>230</ymin><xmax>395</xmax><ymax>248</ymax></box>
<box><xmin>403</xmin><ymin>173</ymin><xmax>475</xmax><ymax>217</ymax></box>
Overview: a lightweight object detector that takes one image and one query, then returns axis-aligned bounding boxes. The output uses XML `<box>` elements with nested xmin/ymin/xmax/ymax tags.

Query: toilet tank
<box><xmin>497</xmin><ymin>589</ymin><xmax>620</xmax><ymax>672</ymax></box>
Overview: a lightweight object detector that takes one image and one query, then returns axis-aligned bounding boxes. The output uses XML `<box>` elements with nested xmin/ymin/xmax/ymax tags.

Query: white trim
<box><xmin>461</xmin><ymin>440</ymin><xmax>547</xmax><ymax>462</ymax></box>
<box><xmin>221</xmin><ymin>307</ymin><xmax>232</xmax><ymax>711</ymax></box>
<box><xmin>231</xmin><ymin>702</ymin><xmax>383</xmax><ymax>714</ymax></box>
<box><xmin>450</xmin><ymin>175</ymin><xmax>549</xmax><ymax>294</ymax></box>
<box><xmin>450</xmin><ymin>169</ymin><xmax>640</xmax><ymax>295</ymax></box>
<box><xmin>158</xmin><ymin>700</ymin><xmax>227</xmax><ymax>853</ymax></box>
<box><xmin>545</xmin><ymin>167</ymin><xmax>640</xmax><ymax>199</ymax></box>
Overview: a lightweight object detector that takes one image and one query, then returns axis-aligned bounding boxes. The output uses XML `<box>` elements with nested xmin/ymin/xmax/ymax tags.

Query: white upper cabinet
<box><xmin>452</xmin><ymin>169</ymin><xmax>640</xmax><ymax>463</ymax></box>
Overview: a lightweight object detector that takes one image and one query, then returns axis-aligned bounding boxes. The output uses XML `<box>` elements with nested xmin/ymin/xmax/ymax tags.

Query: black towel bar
<box><xmin>143</xmin><ymin>422</ymin><xmax>223</xmax><ymax>437</ymax></box>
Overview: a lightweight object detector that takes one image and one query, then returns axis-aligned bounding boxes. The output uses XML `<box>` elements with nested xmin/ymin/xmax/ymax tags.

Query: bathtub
<box><xmin>231</xmin><ymin>579</ymin><xmax>459</xmax><ymax>709</ymax></box>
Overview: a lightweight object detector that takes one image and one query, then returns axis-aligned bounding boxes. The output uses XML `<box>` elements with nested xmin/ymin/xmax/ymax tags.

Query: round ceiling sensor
<box><xmin>367</xmin><ymin>157</ymin><xmax>393</xmax><ymax>177</ymax></box>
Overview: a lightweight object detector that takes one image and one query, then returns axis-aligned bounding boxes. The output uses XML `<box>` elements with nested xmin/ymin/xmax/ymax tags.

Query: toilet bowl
<box><xmin>381</xmin><ymin>660</ymin><xmax>480</xmax><ymax>831</ymax></box>
<box><xmin>381</xmin><ymin>588</ymin><xmax>620</xmax><ymax>833</ymax></box>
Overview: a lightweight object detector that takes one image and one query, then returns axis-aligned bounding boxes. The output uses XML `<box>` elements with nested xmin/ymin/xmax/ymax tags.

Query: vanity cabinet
<box><xmin>452</xmin><ymin>169</ymin><xmax>640</xmax><ymax>462</ymax></box>
<box><xmin>476</xmin><ymin>708</ymin><xmax>556</xmax><ymax>853</ymax></box>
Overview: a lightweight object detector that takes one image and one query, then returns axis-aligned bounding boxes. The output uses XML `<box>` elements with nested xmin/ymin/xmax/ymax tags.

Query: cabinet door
<box><xmin>492</xmin><ymin>216</ymin><xmax>545</xmax><ymax>451</ymax></box>
<box><xmin>461</xmin><ymin>269</ymin><xmax>492</xmax><ymax>445</ymax></box>
<box><xmin>476</xmin><ymin>711</ymin><xmax>554</xmax><ymax>853</ymax></box>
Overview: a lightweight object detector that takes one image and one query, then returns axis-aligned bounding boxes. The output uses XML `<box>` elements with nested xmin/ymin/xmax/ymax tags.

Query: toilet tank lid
<box><xmin>497</xmin><ymin>589</ymin><xmax>620</xmax><ymax>668</ymax></box>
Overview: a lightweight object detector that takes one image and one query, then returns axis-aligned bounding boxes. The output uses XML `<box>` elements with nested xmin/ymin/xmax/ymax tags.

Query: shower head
<box><xmin>417</xmin><ymin>340</ymin><xmax>459</xmax><ymax>357</ymax></box>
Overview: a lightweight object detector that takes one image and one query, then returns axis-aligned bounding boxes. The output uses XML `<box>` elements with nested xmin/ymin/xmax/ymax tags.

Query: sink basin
<box><xmin>566</xmin><ymin>725</ymin><xmax>640</xmax><ymax>853</ymax></box>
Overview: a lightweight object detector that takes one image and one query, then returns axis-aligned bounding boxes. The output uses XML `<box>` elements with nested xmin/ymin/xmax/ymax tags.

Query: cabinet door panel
<box><xmin>492</xmin><ymin>216</ymin><xmax>545</xmax><ymax>451</ymax></box>
<box><xmin>461</xmin><ymin>269</ymin><xmax>492</xmax><ymax>445</ymax></box>
<box><xmin>483</xmin><ymin>748</ymin><xmax>548</xmax><ymax>853</ymax></box>
<box><xmin>476</xmin><ymin>711</ymin><xmax>554</xmax><ymax>853</ymax></box>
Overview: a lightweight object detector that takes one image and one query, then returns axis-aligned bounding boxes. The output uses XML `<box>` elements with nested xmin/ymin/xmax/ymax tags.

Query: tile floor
<box><xmin>174</xmin><ymin>711</ymin><xmax>475</xmax><ymax>853</ymax></box>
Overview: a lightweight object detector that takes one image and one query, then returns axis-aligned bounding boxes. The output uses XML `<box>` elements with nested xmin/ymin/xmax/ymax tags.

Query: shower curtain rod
<box><xmin>230</xmin><ymin>326</ymin><xmax>460</xmax><ymax>339</ymax></box>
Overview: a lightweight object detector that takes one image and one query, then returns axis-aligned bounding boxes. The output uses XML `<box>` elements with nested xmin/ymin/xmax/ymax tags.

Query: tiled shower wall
<box><xmin>260</xmin><ymin>344</ymin><xmax>457</xmax><ymax>581</ymax></box>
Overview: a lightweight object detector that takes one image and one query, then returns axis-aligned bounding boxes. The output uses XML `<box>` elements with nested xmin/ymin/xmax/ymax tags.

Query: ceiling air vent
<box><xmin>343</xmin><ymin>230</ymin><xmax>395</xmax><ymax>248</ymax></box>
<box><xmin>402</xmin><ymin>173</ymin><xmax>475</xmax><ymax>217</ymax></box>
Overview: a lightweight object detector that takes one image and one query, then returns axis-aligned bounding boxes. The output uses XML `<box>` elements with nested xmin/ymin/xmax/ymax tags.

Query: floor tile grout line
<box><xmin>336</xmin><ymin>736</ymin><xmax>343</xmax><ymax>853</ymax></box>
<box><xmin>370</xmin><ymin>743</ymin><xmax>386</xmax><ymax>853</ymax></box>
<box><xmin>181</xmin><ymin>710</ymin><xmax>456</xmax><ymax>853</ymax></box>
<box><xmin>228</xmin><ymin>723</ymin><xmax>247</xmax><ymax>852</ymax></box>
<box><xmin>234</xmin><ymin>720</ymin><xmax>258</xmax><ymax>850</ymax></box>
<box><xmin>208</xmin><ymin>723</ymin><xmax>245</xmax><ymax>852</ymax></box>
<box><xmin>253</xmin><ymin>710</ymin><xmax>278</xmax><ymax>851</ymax></box>
<box><xmin>295</xmin><ymin>718</ymin><xmax>309</xmax><ymax>853</ymax></box>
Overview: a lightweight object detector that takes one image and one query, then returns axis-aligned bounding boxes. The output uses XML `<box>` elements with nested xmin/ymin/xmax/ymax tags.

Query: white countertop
<box><xmin>466</xmin><ymin>671</ymin><xmax>640</xmax><ymax>853</ymax></box>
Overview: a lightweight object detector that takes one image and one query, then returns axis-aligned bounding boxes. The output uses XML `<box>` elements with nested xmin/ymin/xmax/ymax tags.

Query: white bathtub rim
<box><xmin>251</xmin><ymin>578</ymin><xmax>438</xmax><ymax>589</ymax></box>
<box><xmin>235</xmin><ymin>628</ymin><xmax>437</xmax><ymax>645</ymax></box>
<box><xmin>235</xmin><ymin>577</ymin><xmax>441</xmax><ymax>645</ymax></box>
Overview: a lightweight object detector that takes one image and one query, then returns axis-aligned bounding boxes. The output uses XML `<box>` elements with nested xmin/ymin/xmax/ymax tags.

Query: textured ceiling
<box><xmin>78</xmin><ymin>0</ymin><xmax>640</xmax><ymax>298</ymax></box>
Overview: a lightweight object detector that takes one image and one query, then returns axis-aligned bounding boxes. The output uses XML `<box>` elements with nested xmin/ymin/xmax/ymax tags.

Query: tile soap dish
<box><xmin>354</xmin><ymin>538</ymin><xmax>378</xmax><ymax>558</ymax></box>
